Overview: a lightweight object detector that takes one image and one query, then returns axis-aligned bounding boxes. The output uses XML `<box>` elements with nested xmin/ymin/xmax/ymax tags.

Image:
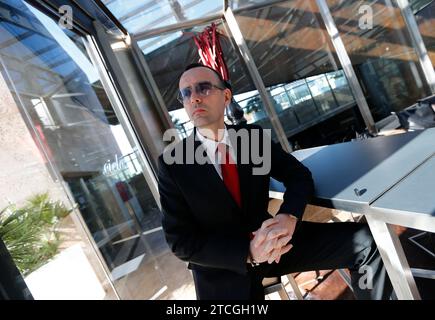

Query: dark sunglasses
<box><xmin>177</xmin><ymin>81</ymin><xmax>225</xmax><ymax>104</ymax></box>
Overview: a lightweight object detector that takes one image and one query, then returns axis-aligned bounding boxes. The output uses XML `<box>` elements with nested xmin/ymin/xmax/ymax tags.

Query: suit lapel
<box><xmin>189</xmin><ymin>129</ymin><xmax>239</xmax><ymax>212</ymax></box>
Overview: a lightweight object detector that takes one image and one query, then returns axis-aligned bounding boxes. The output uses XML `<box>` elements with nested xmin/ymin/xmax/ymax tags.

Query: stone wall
<box><xmin>0</xmin><ymin>71</ymin><xmax>69</xmax><ymax>209</ymax></box>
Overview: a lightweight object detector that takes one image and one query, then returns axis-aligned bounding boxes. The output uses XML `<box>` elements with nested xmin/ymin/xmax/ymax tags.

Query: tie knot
<box><xmin>217</xmin><ymin>143</ymin><xmax>228</xmax><ymax>155</ymax></box>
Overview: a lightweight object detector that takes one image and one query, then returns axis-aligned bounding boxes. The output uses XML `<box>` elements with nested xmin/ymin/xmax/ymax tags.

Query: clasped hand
<box><xmin>249</xmin><ymin>214</ymin><xmax>298</xmax><ymax>264</ymax></box>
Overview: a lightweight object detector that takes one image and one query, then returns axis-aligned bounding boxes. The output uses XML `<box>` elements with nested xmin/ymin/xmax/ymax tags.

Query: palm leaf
<box><xmin>0</xmin><ymin>193</ymin><xmax>71</xmax><ymax>275</ymax></box>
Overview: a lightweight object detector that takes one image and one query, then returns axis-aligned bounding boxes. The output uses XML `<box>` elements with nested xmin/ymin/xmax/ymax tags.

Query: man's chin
<box><xmin>193</xmin><ymin>119</ymin><xmax>210</xmax><ymax>128</ymax></box>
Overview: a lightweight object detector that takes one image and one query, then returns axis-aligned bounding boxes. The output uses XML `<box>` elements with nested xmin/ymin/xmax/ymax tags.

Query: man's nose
<box><xmin>189</xmin><ymin>89</ymin><xmax>202</xmax><ymax>104</ymax></box>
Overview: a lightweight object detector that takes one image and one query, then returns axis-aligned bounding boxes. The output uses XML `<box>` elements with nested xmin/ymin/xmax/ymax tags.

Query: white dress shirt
<box><xmin>196</xmin><ymin>127</ymin><xmax>236</xmax><ymax>180</ymax></box>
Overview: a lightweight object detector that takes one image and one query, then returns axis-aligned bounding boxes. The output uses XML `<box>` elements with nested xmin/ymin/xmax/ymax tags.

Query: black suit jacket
<box><xmin>157</xmin><ymin>123</ymin><xmax>314</xmax><ymax>299</ymax></box>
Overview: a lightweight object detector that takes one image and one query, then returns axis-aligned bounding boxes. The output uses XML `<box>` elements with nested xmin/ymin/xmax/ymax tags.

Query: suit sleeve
<box><xmin>269</xmin><ymin>136</ymin><xmax>314</xmax><ymax>220</ymax></box>
<box><xmin>157</xmin><ymin>156</ymin><xmax>250</xmax><ymax>275</ymax></box>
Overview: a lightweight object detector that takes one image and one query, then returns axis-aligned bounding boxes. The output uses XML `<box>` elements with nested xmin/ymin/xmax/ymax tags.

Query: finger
<box><xmin>253</xmin><ymin>228</ymin><xmax>268</xmax><ymax>247</ymax></box>
<box><xmin>271</xmin><ymin>245</ymin><xmax>292</xmax><ymax>265</ymax></box>
<box><xmin>271</xmin><ymin>242</ymin><xmax>291</xmax><ymax>263</ymax></box>
<box><xmin>265</xmin><ymin>227</ymin><xmax>289</xmax><ymax>241</ymax></box>
<box><xmin>255</xmin><ymin>224</ymin><xmax>288</xmax><ymax>248</ymax></box>
<box><xmin>277</xmin><ymin>234</ymin><xmax>293</xmax><ymax>247</ymax></box>
<box><xmin>280</xmin><ymin>243</ymin><xmax>294</xmax><ymax>256</ymax></box>
<box><xmin>254</xmin><ymin>218</ymin><xmax>281</xmax><ymax>247</ymax></box>
<box><xmin>262</xmin><ymin>232</ymin><xmax>292</xmax><ymax>256</ymax></box>
<box><xmin>275</xmin><ymin>255</ymin><xmax>281</xmax><ymax>264</ymax></box>
<box><xmin>263</xmin><ymin>237</ymin><xmax>278</xmax><ymax>254</ymax></box>
<box><xmin>272</xmin><ymin>243</ymin><xmax>294</xmax><ymax>264</ymax></box>
<box><xmin>261</xmin><ymin>218</ymin><xmax>279</xmax><ymax>230</ymax></box>
<box><xmin>268</xmin><ymin>247</ymin><xmax>281</xmax><ymax>264</ymax></box>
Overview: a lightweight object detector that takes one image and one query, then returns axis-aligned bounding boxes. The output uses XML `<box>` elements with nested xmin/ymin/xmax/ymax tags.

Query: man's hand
<box><xmin>266</xmin><ymin>214</ymin><xmax>298</xmax><ymax>263</ymax></box>
<box><xmin>249</xmin><ymin>214</ymin><xmax>298</xmax><ymax>264</ymax></box>
<box><xmin>271</xmin><ymin>214</ymin><xmax>298</xmax><ymax>239</ymax></box>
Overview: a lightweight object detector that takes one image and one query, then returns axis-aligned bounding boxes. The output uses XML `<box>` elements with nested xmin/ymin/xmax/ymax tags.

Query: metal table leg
<box><xmin>365</xmin><ymin>215</ymin><xmax>421</xmax><ymax>300</ymax></box>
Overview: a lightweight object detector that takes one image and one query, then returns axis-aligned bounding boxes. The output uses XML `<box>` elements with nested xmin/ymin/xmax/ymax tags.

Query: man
<box><xmin>158</xmin><ymin>63</ymin><xmax>393</xmax><ymax>300</ymax></box>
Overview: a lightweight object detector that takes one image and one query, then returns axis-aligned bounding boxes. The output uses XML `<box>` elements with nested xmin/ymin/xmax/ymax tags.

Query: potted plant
<box><xmin>0</xmin><ymin>193</ymin><xmax>71</xmax><ymax>276</ymax></box>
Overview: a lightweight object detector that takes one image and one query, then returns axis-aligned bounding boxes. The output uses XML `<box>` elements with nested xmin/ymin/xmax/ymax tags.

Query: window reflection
<box><xmin>412</xmin><ymin>0</ymin><xmax>435</xmax><ymax>67</ymax></box>
<box><xmin>234</xmin><ymin>0</ymin><xmax>362</xmax><ymax>148</ymax></box>
<box><xmin>139</xmin><ymin>20</ymin><xmax>279</xmax><ymax>140</ymax></box>
<box><xmin>230</xmin><ymin>0</ymin><xmax>270</xmax><ymax>10</ymax></box>
<box><xmin>0</xmin><ymin>0</ymin><xmax>166</xmax><ymax>299</ymax></box>
<box><xmin>233</xmin><ymin>70</ymin><xmax>356</xmax><ymax>136</ymax></box>
<box><xmin>103</xmin><ymin>0</ymin><xmax>223</xmax><ymax>35</ymax></box>
<box><xmin>326</xmin><ymin>0</ymin><xmax>432</xmax><ymax>121</ymax></box>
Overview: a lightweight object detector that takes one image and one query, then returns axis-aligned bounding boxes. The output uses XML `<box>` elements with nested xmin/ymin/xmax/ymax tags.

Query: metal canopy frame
<box><xmin>116</xmin><ymin>0</ymin><xmax>382</xmax><ymax>149</ymax></box>
<box><xmin>3</xmin><ymin>0</ymin><xmax>434</xmax><ymax>301</ymax></box>
<box><xmin>22</xmin><ymin>0</ymin><xmax>434</xmax><ymax>180</ymax></box>
<box><xmin>396</xmin><ymin>0</ymin><xmax>435</xmax><ymax>93</ymax></box>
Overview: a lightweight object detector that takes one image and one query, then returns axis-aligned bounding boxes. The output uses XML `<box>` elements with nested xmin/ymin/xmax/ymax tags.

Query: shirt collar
<box><xmin>196</xmin><ymin>126</ymin><xmax>233</xmax><ymax>159</ymax></box>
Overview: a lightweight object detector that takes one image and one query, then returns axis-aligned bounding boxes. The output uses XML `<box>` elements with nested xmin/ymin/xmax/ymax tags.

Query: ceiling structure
<box><xmin>100</xmin><ymin>0</ymin><xmax>427</xmax><ymax>112</ymax></box>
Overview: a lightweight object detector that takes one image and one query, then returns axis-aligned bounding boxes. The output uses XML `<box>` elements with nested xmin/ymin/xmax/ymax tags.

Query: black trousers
<box><xmin>248</xmin><ymin>221</ymin><xmax>394</xmax><ymax>300</ymax></box>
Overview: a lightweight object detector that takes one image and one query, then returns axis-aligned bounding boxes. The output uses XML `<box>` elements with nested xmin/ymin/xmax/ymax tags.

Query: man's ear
<box><xmin>224</xmin><ymin>88</ymin><xmax>232</xmax><ymax>106</ymax></box>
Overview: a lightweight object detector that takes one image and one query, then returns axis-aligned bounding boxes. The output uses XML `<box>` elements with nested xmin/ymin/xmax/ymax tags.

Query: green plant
<box><xmin>0</xmin><ymin>193</ymin><xmax>71</xmax><ymax>276</ymax></box>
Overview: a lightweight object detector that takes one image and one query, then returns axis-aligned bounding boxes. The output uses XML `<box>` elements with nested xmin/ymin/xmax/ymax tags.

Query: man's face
<box><xmin>179</xmin><ymin>67</ymin><xmax>231</xmax><ymax>129</ymax></box>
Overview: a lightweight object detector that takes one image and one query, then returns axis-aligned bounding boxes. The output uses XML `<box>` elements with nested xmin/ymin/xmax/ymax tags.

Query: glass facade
<box><xmin>326</xmin><ymin>0</ymin><xmax>432</xmax><ymax>121</ymax></box>
<box><xmin>413</xmin><ymin>0</ymin><xmax>435</xmax><ymax>67</ymax></box>
<box><xmin>0</xmin><ymin>0</ymin><xmax>433</xmax><ymax>300</ymax></box>
<box><xmin>102</xmin><ymin>0</ymin><xmax>223</xmax><ymax>35</ymax></box>
<box><xmin>138</xmin><ymin>19</ymin><xmax>279</xmax><ymax>140</ymax></box>
<box><xmin>0</xmin><ymin>0</ymin><xmax>193</xmax><ymax>300</ymax></box>
<box><xmin>104</xmin><ymin>0</ymin><xmax>434</xmax><ymax>148</ymax></box>
<box><xmin>232</xmin><ymin>0</ymin><xmax>365</xmax><ymax>147</ymax></box>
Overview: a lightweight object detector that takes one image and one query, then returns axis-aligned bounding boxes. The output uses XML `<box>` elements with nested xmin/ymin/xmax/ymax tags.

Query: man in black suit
<box><xmin>158</xmin><ymin>63</ymin><xmax>393</xmax><ymax>300</ymax></box>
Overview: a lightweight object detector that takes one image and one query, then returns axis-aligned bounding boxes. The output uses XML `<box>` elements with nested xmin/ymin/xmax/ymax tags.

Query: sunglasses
<box><xmin>177</xmin><ymin>81</ymin><xmax>225</xmax><ymax>104</ymax></box>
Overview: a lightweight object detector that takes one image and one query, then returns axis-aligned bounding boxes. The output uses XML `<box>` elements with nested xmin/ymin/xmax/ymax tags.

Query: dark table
<box><xmin>270</xmin><ymin>128</ymin><xmax>435</xmax><ymax>299</ymax></box>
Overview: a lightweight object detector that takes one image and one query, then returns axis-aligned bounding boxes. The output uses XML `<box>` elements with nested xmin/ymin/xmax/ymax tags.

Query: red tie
<box><xmin>217</xmin><ymin>143</ymin><xmax>242</xmax><ymax>208</ymax></box>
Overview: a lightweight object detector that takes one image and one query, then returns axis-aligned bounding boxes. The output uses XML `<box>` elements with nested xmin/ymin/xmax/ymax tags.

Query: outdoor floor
<box><xmin>59</xmin><ymin>204</ymin><xmax>434</xmax><ymax>300</ymax></box>
<box><xmin>277</xmin><ymin>226</ymin><xmax>434</xmax><ymax>300</ymax></box>
<box><xmin>265</xmin><ymin>201</ymin><xmax>434</xmax><ymax>300</ymax></box>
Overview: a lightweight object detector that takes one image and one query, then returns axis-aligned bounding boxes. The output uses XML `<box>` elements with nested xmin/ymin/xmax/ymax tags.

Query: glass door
<box><xmin>0</xmin><ymin>0</ymin><xmax>176</xmax><ymax>299</ymax></box>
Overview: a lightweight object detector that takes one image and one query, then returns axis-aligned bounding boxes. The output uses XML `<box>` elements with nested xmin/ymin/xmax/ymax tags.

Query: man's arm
<box><xmin>269</xmin><ymin>140</ymin><xmax>315</xmax><ymax>220</ymax></box>
<box><xmin>250</xmin><ymin>133</ymin><xmax>314</xmax><ymax>264</ymax></box>
<box><xmin>157</xmin><ymin>156</ymin><xmax>250</xmax><ymax>275</ymax></box>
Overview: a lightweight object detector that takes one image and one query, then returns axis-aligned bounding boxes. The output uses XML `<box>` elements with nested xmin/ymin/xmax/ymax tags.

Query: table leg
<box><xmin>365</xmin><ymin>215</ymin><xmax>421</xmax><ymax>300</ymax></box>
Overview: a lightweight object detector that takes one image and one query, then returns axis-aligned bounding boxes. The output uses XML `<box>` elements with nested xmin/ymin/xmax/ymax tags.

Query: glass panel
<box><xmin>139</xmin><ymin>19</ymin><xmax>279</xmax><ymax>141</ymax></box>
<box><xmin>102</xmin><ymin>0</ymin><xmax>223</xmax><ymax>35</ymax></box>
<box><xmin>412</xmin><ymin>0</ymin><xmax>435</xmax><ymax>67</ymax></box>
<box><xmin>306</xmin><ymin>74</ymin><xmax>338</xmax><ymax>115</ymax></box>
<box><xmin>326</xmin><ymin>0</ymin><xmax>432</xmax><ymax>121</ymax></box>
<box><xmin>230</xmin><ymin>0</ymin><xmax>269</xmax><ymax>10</ymax></box>
<box><xmin>326</xmin><ymin>70</ymin><xmax>355</xmax><ymax>106</ymax></box>
<box><xmin>0</xmin><ymin>0</ymin><xmax>182</xmax><ymax>299</ymax></box>
<box><xmin>234</xmin><ymin>0</ymin><xmax>363</xmax><ymax>148</ymax></box>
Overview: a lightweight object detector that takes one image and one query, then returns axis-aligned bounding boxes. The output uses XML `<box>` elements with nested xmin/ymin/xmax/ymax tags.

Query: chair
<box><xmin>408</xmin><ymin>232</ymin><xmax>435</xmax><ymax>280</ymax></box>
<box><xmin>408</xmin><ymin>232</ymin><xmax>435</xmax><ymax>259</ymax></box>
<box><xmin>263</xmin><ymin>274</ymin><xmax>304</xmax><ymax>300</ymax></box>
